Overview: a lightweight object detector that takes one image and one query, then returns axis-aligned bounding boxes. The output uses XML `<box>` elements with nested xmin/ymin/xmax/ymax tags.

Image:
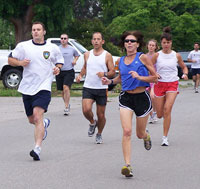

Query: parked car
<box><xmin>0</xmin><ymin>38</ymin><xmax>88</xmax><ymax>89</ymax></box>
<box><xmin>178</xmin><ymin>51</ymin><xmax>192</xmax><ymax>79</ymax></box>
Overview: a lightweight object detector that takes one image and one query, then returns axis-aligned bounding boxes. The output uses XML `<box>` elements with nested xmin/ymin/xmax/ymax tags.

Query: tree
<box><xmin>68</xmin><ymin>18</ymin><xmax>121</xmax><ymax>56</ymax></box>
<box><xmin>73</xmin><ymin>0</ymin><xmax>102</xmax><ymax>19</ymax></box>
<box><xmin>0</xmin><ymin>0</ymin><xmax>73</xmax><ymax>44</ymax></box>
<box><xmin>0</xmin><ymin>18</ymin><xmax>15</xmax><ymax>49</ymax></box>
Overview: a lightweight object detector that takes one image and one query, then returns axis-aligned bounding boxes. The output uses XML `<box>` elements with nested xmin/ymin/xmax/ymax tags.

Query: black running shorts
<box><xmin>119</xmin><ymin>90</ymin><xmax>152</xmax><ymax>117</ymax></box>
<box><xmin>56</xmin><ymin>69</ymin><xmax>75</xmax><ymax>90</ymax></box>
<box><xmin>82</xmin><ymin>87</ymin><xmax>107</xmax><ymax>105</ymax></box>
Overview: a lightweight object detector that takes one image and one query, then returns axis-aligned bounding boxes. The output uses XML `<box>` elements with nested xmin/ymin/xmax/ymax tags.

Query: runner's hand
<box><xmin>76</xmin><ymin>74</ymin><xmax>82</xmax><ymax>83</ymax></box>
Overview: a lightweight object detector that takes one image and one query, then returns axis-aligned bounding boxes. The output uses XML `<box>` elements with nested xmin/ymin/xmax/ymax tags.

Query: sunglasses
<box><xmin>124</xmin><ymin>39</ymin><xmax>137</xmax><ymax>43</ymax></box>
<box><xmin>61</xmin><ymin>37</ymin><xmax>68</xmax><ymax>40</ymax></box>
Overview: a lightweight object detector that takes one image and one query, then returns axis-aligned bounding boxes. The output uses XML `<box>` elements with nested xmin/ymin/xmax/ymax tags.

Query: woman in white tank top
<box><xmin>146</xmin><ymin>39</ymin><xmax>159</xmax><ymax>124</ymax></box>
<box><xmin>151</xmin><ymin>27</ymin><xmax>188</xmax><ymax>146</ymax></box>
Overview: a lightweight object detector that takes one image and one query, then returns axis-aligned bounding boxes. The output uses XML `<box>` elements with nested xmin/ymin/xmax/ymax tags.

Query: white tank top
<box><xmin>156</xmin><ymin>50</ymin><xmax>179</xmax><ymax>82</ymax></box>
<box><xmin>84</xmin><ymin>49</ymin><xmax>108</xmax><ymax>89</ymax></box>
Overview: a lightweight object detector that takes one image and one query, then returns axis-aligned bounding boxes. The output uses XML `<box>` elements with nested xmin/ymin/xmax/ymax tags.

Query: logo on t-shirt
<box><xmin>43</xmin><ymin>51</ymin><xmax>50</xmax><ymax>59</ymax></box>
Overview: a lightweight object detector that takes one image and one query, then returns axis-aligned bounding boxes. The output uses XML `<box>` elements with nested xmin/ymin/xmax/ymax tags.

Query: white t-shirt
<box><xmin>187</xmin><ymin>50</ymin><xmax>200</xmax><ymax>69</ymax></box>
<box><xmin>156</xmin><ymin>50</ymin><xmax>179</xmax><ymax>82</ymax></box>
<box><xmin>12</xmin><ymin>40</ymin><xmax>64</xmax><ymax>95</ymax></box>
<box><xmin>84</xmin><ymin>49</ymin><xmax>108</xmax><ymax>89</ymax></box>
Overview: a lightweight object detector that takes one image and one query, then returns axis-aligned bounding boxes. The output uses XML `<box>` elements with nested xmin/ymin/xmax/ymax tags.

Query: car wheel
<box><xmin>2</xmin><ymin>69</ymin><xmax>22</xmax><ymax>89</ymax></box>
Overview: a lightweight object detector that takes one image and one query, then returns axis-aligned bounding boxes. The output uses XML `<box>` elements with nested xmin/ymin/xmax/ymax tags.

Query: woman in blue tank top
<box><xmin>102</xmin><ymin>31</ymin><xmax>158</xmax><ymax>177</ymax></box>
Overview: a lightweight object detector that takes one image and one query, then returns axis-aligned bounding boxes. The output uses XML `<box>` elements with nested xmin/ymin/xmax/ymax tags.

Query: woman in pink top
<box><xmin>146</xmin><ymin>39</ymin><xmax>159</xmax><ymax>124</ymax></box>
<box><xmin>151</xmin><ymin>27</ymin><xmax>188</xmax><ymax>146</ymax></box>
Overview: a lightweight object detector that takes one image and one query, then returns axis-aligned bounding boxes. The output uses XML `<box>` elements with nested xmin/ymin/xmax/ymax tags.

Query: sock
<box><xmin>34</xmin><ymin>145</ymin><xmax>41</xmax><ymax>155</ymax></box>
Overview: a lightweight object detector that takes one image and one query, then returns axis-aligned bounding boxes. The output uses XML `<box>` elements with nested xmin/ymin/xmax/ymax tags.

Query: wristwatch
<box><xmin>104</xmin><ymin>72</ymin><xmax>108</xmax><ymax>77</ymax></box>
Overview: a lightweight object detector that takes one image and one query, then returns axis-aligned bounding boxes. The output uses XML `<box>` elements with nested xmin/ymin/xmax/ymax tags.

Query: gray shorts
<box><xmin>82</xmin><ymin>87</ymin><xmax>107</xmax><ymax>105</ymax></box>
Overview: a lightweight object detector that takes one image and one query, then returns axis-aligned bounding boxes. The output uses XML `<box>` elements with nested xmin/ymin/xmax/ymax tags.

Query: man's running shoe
<box><xmin>95</xmin><ymin>133</ymin><xmax>103</xmax><ymax>144</ymax></box>
<box><xmin>121</xmin><ymin>165</ymin><xmax>133</xmax><ymax>177</ymax></box>
<box><xmin>88</xmin><ymin>120</ymin><xmax>97</xmax><ymax>137</ymax></box>
<box><xmin>144</xmin><ymin>131</ymin><xmax>152</xmax><ymax>150</ymax></box>
<box><xmin>161</xmin><ymin>136</ymin><xmax>169</xmax><ymax>146</ymax></box>
<box><xmin>43</xmin><ymin>118</ymin><xmax>50</xmax><ymax>140</ymax></box>
<box><xmin>64</xmin><ymin>104</ymin><xmax>70</xmax><ymax>116</ymax></box>
<box><xmin>30</xmin><ymin>150</ymin><xmax>40</xmax><ymax>161</ymax></box>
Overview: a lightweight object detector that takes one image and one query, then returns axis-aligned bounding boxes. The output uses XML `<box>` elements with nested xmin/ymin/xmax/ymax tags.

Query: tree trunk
<box><xmin>9</xmin><ymin>5</ymin><xmax>35</xmax><ymax>44</ymax></box>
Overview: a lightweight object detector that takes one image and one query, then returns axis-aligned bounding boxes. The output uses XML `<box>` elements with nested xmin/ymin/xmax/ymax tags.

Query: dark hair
<box><xmin>160</xmin><ymin>26</ymin><xmax>172</xmax><ymax>41</ymax></box>
<box><xmin>32</xmin><ymin>21</ymin><xmax>46</xmax><ymax>31</ymax></box>
<box><xmin>92</xmin><ymin>32</ymin><xmax>104</xmax><ymax>40</ymax></box>
<box><xmin>120</xmin><ymin>30</ymin><xmax>145</xmax><ymax>52</ymax></box>
<box><xmin>147</xmin><ymin>39</ymin><xmax>159</xmax><ymax>51</ymax></box>
<box><xmin>60</xmin><ymin>33</ymin><xmax>68</xmax><ymax>37</ymax></box>
<box><xmin>194</xmin><ymin>42</ymin><xmax>200</xmax><ymax>46</ymax></box>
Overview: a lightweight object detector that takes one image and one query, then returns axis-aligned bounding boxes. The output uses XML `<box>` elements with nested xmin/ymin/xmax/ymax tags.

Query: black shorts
<box><xmin>82</xmin><ymin>87</ymin><xmax>107</xmax><ymax>105</ymax></box>
<box><xmin>22</xmin><ymin>90</ymin><xmax>51</xmax><ymax>117</ymax></box>
<box><xmin>192</xmin><ymin>68</ymin><xmax>200</xmax><ymax>76</ymax></box>
<box><xmin>56</xmin><ymin>69</ymin><xmax>75</xmax><ymax>90</ymax></box>
<box><xmin>119</xmin><ymin>90</ymin><xmax>152</xmax><ymax>117</ymax></box>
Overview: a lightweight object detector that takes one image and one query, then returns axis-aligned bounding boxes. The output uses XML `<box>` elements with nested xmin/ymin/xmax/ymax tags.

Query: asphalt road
<box><xmin>0</xmin><ymin>85</ymin><xmax>200</xmax><ymax>189</ymax></box>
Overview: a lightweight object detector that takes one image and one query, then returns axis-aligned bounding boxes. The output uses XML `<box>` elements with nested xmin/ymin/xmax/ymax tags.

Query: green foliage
<box><xmin>171</xmin><ymin>12</ymin><xmax>200</xmax><ymax>50</ymax></box>
<box><xmin>1</xmin><ymin>0</ymin><xmax>200</xmax><ymax>52</ymax></box>
<box><xmin>67</xmin><ymin>18</ymin><xmax>122</xmax><ymax>56</ymax></box>
<box><xmin>33</xmin><ymin>0</ymin><xmax>74</xmax><ymax>38</ymax></box>
<box><xmin>0</xmin><ymin>18</ymin><xmax>15</xmax><ymax>49</ymax></box>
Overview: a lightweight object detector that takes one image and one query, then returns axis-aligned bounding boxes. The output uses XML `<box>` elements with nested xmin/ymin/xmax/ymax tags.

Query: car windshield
<box><xmin>48</xmin><ymin>39</ymin><xmax>88</xmax><ymax>54</ymax></box>
<box><xmin>70</xmin><ymin>40</ymin><xmax>88</xmax><ymax>54</ymax></box>
<box><xmin>179</xmin><ymin>52</ymin><xmax>189</xmax><ymax>61</ymax></box>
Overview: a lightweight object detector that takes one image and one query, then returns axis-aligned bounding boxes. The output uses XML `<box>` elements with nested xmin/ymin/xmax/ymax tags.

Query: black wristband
<box><xmin>110</xmin><ymin>79</ymin><xmax>113</xmax><ymax>85</ymax></box>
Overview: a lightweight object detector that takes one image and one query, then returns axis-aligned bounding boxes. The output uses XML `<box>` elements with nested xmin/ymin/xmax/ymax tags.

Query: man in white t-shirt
<box><xmin>76</xmin><ymin>32</ymin><xmax>115</xmax><ymax>144</ymax></box>
<box><xmin>188</xmin><ymin>42</ymin><xmax>200</xmax><ymax>93</ymax></box>
<box><xmin>8</xmin><ymin>21</ymin><xmax>64</xmax><ymax>161</ymax></box>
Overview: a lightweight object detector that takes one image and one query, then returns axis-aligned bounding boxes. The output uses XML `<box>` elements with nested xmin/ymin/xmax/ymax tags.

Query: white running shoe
<box><xmin>96</xmin><ymin>133</ymin><xmax>103</xmax><ymax>144</ymax></box>
<box><xmin>161</xmin><ymin>136</ymin><xmax>169</xmax><ymax>146</ymax></box>
<box><xmin>64</xmin><ymin>105</ymin><xmax>70</xmax><ymax>115</ymax></box>
<box><xmin>30</xmin><ymin>146</ymin><xmax>41</xmax><ymax>161</ymax></box>
<box><xmin>88</xmin><ymin>120</ymin><xmax>97</xmax><ymax>137</ymax></box>
<box><xmin>152</xmin><ymin>112</ymin><xmax>158</xmax><ymax>122</ymax></box>
<box><xmin>149</xmin><ymin>112</ymin><xmax>157</xmax><ymax>124</ymax></box>
<box><xmin>149</xmin><ymin>116</ymin><xmax>154</xmax><ymax>124</ymax></box>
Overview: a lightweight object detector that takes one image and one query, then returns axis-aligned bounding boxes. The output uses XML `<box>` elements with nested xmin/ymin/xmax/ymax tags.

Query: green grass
<box><xmin>0</xmin><ymin>81</ymin><xmax>22</xmax><ymax>96</ymax></box>
<box><xmin>0</xmin><ymin>81</ymin><xmax>120</xmax><ymax>97</ymax></box>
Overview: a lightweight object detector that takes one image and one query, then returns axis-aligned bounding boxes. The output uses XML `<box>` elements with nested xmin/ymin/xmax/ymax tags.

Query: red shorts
<box><xmin>154</xmin><ymin>81</ymin><xmax>179</xmax><ymax>97</ymax></box>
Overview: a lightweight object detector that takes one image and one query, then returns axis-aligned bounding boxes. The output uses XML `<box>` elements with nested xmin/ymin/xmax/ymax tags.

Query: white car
<box><xmin>0</xmin><ymin>38</ymin><xmax>119</xmax><ymax>89</ymax></box>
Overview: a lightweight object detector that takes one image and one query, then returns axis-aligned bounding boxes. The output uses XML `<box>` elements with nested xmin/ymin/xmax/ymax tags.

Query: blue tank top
<box><xmin>119</xmin><ymin>52</ymin><xmax>150</xmax><ymax>91</ymax></box>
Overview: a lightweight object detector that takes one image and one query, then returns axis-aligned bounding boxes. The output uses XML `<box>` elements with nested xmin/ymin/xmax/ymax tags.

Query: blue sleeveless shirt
<box><xmin>119</xmin><ymin>52</ymin><xmax>150</xmax><ymax>91</ymax></box>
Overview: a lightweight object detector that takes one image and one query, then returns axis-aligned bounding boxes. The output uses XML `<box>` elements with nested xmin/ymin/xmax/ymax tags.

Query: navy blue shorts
<box><xmin>192</xmin><ymin>68</ymin><xmax>200</xmax><ymax>76</ymax></box>
<box><xmin>22</xmin><ymin>90</ymin><xmax>51</xmax><ymax>116</ymax></box>
<box><xmin>56</xmin><ymin>69</ymin><xmax>75</xmax><ymax>90</ymax></box>
<box><xmin>82</xmin><ymin>87</ymin><xmax>107</xmax><ymax>105</ymax></box>
<box><xmin>119</xmin><ymin>90</ymin><xmax>152</xmax><ymax>117</ymax></box>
